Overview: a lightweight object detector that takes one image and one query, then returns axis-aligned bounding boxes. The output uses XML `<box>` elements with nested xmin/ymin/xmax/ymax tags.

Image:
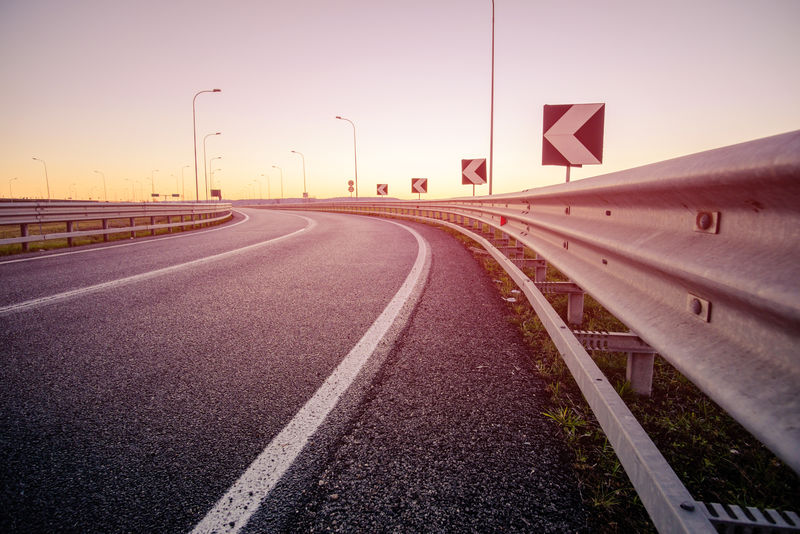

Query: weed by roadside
<box><xmin>437</xmin><ymin>223</ymin><xmax>800</xmax><ymax>533</ymax></box>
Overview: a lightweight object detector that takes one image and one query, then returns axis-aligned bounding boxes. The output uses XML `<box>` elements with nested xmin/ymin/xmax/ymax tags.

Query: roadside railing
<box><xmin>0</xmin><ymin>201</ymin><xmax>233</xmax><ymax>251</ymax></box>
<box><xmin>269</xmin><ymin>130</ymin><xmax>800</xmax><ymax>533</ymax></box>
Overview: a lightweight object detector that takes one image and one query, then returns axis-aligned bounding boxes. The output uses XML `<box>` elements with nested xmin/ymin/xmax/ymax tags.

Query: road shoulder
<box><xmin>250</xmin><ymin>220</ymin><xmax>587</xmax><ymax>532</ymax></box>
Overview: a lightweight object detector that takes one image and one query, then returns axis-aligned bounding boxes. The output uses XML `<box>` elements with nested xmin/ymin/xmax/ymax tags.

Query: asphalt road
<box><xmin>1</xmin><ymin>207</ymin><xmax>586</xmax><ymax>533</ymax></box>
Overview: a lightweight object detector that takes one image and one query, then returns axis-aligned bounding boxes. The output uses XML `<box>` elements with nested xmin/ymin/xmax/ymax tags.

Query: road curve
<box><xmin>1</xmin><ymin>208</ymin><xmax>586</xmax><ymax>533</ymax></box>
<box><xmin>1</xmin><ymin>208</ymin><xmax>427</xmax><ymax>533</ymax></box>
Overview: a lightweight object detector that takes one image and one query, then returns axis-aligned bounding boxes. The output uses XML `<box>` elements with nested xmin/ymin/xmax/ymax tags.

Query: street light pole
<box><xmin>150</xmin><ymin>169</ymin><xmax>159</xmax><ymax>200</ymax></box>
<box><xmin>209</xmin><ymin>157</ymin><xmax>222</xmax><ymax>196</ymax></box>
<box><xmin>335</xmin><ymin>116</ymin><xmax>358</xmax><ymax>198</ymax></box>
<box><xmin>272</xmin><ymin>165</ymin><xmax>284</xmax><ymax>199</ymax></box>
<box><xmin>181</xmin><ymin>165</ymin><xmax>190</xmax><ymax>201</ymax></box>
<box><xmin>31</xmin><ymin>157</ymin><xmax>50</xmax><ymax>200</ymax></box>
<box><xmin>489</xmin><ymin>0</ymin><xmax>495</xmax><ymax>195</ymax></box>
<box><xmin>210</xmin><ymin>168</ymin><xmax>221</xmax><ymax>191</ymax></box>
<box><xmin>203</xmin><ymin>132</ymin><xmax>221</xmax><ymax>202</ymax></box>
<box><xmin>261</xmin><ymin>173</ymin><xmax>269</xmax><ymax>199</ymax></box>
<box><xmin>93</xmin><ymin>170</ymin><xmax>107</xmax><ymax>201</ymax></box>
<box><xmin>192</xmin><ymin>89</ymin><xmax>221</xmax><ymax>203</ymax></box>
<box><xmin>290</xmin><ymin>150</ymin><xmax>306</xmax><ymax>198</ymax></box>
<box><xmin>9</xmin><ymin>177</ymin><xmax>18</xmax><ymax>198</ymax></box>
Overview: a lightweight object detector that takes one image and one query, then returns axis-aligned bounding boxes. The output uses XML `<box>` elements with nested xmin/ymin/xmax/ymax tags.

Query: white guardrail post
<box><xmin>0</xmin><ymin>202</ymin><xmax>233</xmax><ymax>251</ymax></box>
<box><xmin>269</xmin><ymin>130</ymin><xmax>800</xmax><ymax>533</ymax></box>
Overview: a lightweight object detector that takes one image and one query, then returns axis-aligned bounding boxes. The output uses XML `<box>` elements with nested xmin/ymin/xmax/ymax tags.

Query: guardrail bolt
<box><xmin>680</xmin><ymin>501</ymin><xmax>695</xmax><ymax>512</ymax></box>
<box><xmin>696</xmin><ymin>212</ymin><xmax>712</xmax><ymax>230</ymax></box>
<box><xmin>689</xmin><ymin>298</ymin><xmax>702</xmax><ymax>315</ymax></box>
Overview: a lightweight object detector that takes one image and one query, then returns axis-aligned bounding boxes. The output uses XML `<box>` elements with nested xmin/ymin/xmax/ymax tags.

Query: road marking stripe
<box><xmin>191</xmin><ymin>220</ymin><xmax>431</xmax><ymax>534</ymax></box>
<box><xmin>0</xmin><ymin>215</ymin><xmax>315</xmax><ymax>317</ymax></box>
<box><xmin>0</xmin><ymin>209</ymin><xmax>252</xmax><ymax>266</ymax></box>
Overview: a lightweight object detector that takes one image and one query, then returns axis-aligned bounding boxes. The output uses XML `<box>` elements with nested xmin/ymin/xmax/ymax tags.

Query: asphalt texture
<box><xmin>1</xmin><ymin>208</ymin><xmax>586</xmax><ymax>533</ymax></box>
<box><xmin>246</xmin><ymin>220</ymin><xmax>587</xmax><ymax>533</ymax></box>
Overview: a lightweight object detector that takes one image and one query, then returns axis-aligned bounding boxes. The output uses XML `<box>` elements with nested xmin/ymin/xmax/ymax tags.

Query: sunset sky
<box><xmin>1</xmin><ymin>0</ymin><xmax>799</xmax><ymax>201</ymax></box>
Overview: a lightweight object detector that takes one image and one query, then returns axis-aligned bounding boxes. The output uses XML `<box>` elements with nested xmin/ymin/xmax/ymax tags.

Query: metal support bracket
<box><xmin>699</xmin><ymin>501</ymin><xmax>800</xmax><ymax>532</ymax></box>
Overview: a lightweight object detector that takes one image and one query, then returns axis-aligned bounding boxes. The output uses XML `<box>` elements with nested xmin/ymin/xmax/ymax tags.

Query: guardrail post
<box><xmin>20</xmin><ymin>223</ymin><xmax>29</xmax><ymax>251</ymax></box>
<box><xmin>567</xmin><ymin>291</ymin><xmax>584</xmax><ymax>325</ymax></box>
<box><xmin>535</xmin><ymin>257</ymin><xmax>547</xmax><ymax>283</ymax></box>
<box><xmin>102</xmin><ymin>219</ymin><xmax>109</xmax><ymax>242</ymax></box>
<box><xmin>130</xmin><ymin>217</ymin><xmax>136</xmax><ymax>238</ymax></box>
<box><xmin>150</xmin><ymin>216</ymin><xmax>156</xmax><ymax>236</ymax></box>
<box><xmin>627</xmin><ymin>353</ymin><xmax>655</xmax><ymax>396</ymax></box>
<box><xmin>66</xmin><ymin>221</ymin><xmax>74</xmax><ymax>247</ymax></box>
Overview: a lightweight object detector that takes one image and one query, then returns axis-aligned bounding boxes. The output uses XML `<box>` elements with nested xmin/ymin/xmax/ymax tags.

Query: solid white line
<box><xmin>0</xmin><ymin>209</ymin><xmax>253</xmax><ymax>266</ymax></box>
<box><xmin>191</xmin><ymin>220</ymin><xmax>431</xmax><ymax>534</ymax></box>
<box><xmin>0</xmin><ymin>215</ymin><xmax>316</xmax><ymax>317</ymax></box>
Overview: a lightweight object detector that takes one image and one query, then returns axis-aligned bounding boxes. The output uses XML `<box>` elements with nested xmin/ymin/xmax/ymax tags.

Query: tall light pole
<box><xmin>290</xmin><ymin>150</ymin><xmax>307</xmax><ymax>198</ymax></box>
<box><xmin>209</xmin><ymin>156</ymin><xmax>222</xmax><ymax>196</ymax></box>
<box><xmin>193</xmin><ymin>89</ymin><xmax>221</xmax><ymax>203</ymax></box>
<box><xmin>262</xmin><ymin>173</ymin><xmax>270</xmax><ymax>199</ymax></box>
<box><xmin>93</xmin><ymin>170</ymin><xmax>107</xmax><ymax>201</ymax></box>
<box><xmin>124</xmin><ymin>178</ymin><xmax>133</xmax><ymax>201</ymax></box>
<box><xmin>203</xmin><ymin>132</ymin><xmax>221</xmax><ymax>202</ymax></box>
<box><xmin>272</xmin><ymin>165</ymin><xmax>283</xmax><ymax>200</ymax></box>
<box><xmin>489</xmin><ymin>0</ymin><xmax>495</xmax><ymax>195</ymax></box>
<box><xmin>335</xmin><ymin>115</ymin><xmax>358</xmax><ymax>198</ymax></box>
<box><xmin>31</xmin><ymin>157</ymin><xmax>50</xmax><ymax>200</ymax></box>
<box><xmin>150</xmin><ymin>169</ymin><xmax>159</xmax><ymax>201</ymax></box>
<box><xmin>9</xmin><ymin>177</ymin><xmax>18</xmax><ymax>198</ymax></box>
<box><xmin>181</xmin><ymin>164</ymin><xmax>190</xmax><ymax>201</ymax></box>
<box><xmin>210</xmin><ymin>168</ymin><xmax>221</xmax><ymax>192</ymax></box>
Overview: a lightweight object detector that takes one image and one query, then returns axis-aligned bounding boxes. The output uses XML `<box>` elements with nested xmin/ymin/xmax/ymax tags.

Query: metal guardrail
<box><xmin>0</xmin><ymin>201</ymin><xmax>233</xmax><ymax>250</ymax></box>
<box><xmin>268</xmin><ymin>130</ymin><xmax>800</xmax><ymax>533</ymax></box>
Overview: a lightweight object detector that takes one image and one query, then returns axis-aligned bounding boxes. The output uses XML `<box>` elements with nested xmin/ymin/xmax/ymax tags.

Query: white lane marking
<box><xmin>0</xmin><ymin>209</ymin><xmax>255</xmax><ymax>266</ymax></box>
<box><xmin>0</xmin><ymin>215</ymin><xmax>316</xmax><ymax>317</ymax></box>
<box><xmin>191</xmin><ymin>220</ymin><xmax>431</xmax><ymax>534</ymax></box>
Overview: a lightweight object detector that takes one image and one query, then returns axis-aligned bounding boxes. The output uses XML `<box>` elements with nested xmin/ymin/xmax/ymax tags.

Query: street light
<box><xmin>210</xmin><ymin>168</ymin><xmax>221</xmax><ymax>192</ymax></box>
<box><xmin>290</xmin><ymin>150</ymin><xmax>307</xmax><ymax>198</ymax></box>
<box><xmin>93</xmin><ymin>170</ymin><xmax>107</xmax><ymax>201</ymax></box>
<box><xmin>203</xmin><ymin>132</ymin><xmax>221</xmax><ymax>202</ymax></box>
<box><xmin>335</xmin><ymin>116</ymin><xmax>358</xmax><ymax>198</ymax></box>
<box><xmin>209</xmin><ymin>157</ymin><xmax>222</xmax><ymax>196</ymax></box>
<box><xmin>31</xmin><ymin>157</ymin><xmax>50</xmax><ymax>200</ymax></box>
<box><xmin>181</xmin><ymin>164</ymin><xmax>190</xmax><ymax>201</ymax></box>
<box><xmin>489</xmin><ymin>0</ymin><xmax>495</xmax><ymax>195</ymax></box>
<box><xmin>192</xmin><ymin>89</ymin><xmax>221</xmax><ymax>202</ymax></box>
<box><xmin>150</xmin><ymin>169</ymin><xmax>159</xmax><ymax>200</ymax></box>
<box><xmin>272</xmin><ymin>165</ymin><xmax>284</xmax><ymax>199</ymax></box>
<box><xmin>9</xmin><ymin>177</ymin><xmax>18</xmax><ymax>198</ymax></box>
<box><xmin>123</xmin><ymin>178</ymin><xmax>133</xmax><ymax>201</ymax></box>
<box><xmin>261</xmin><ymin>173</ymin><xmax>269</xmax><ymax>199</ymax></box>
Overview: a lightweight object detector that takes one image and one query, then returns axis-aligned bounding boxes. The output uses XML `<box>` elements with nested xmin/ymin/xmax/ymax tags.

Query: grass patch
<box><xmin>434</xmin><ymin>223</ymin><xmax>800</xmax><ymax>532</ymax></box>
<box><xmin>0</xmin><ymin>215</ymin><xmax>230</xmax><ymax>256</ymax></box>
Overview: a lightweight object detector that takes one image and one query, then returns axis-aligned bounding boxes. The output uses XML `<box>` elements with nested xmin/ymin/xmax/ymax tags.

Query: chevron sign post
<box><xmin>377</xmin><ymin>183</ymin><xmax>388</xmax><ymax>196</ymax></box>
<box><xmin>461</xmin><ymin>158</ymin><xmax>487</xmax><ymax>185</ymax></box>
<box><xmin>411</xmin><ymin>178</ymin><xmax>427</xmax><ymax>199</ymax></box>
<box><xmin>462</xmin><ymin>158</ymin><xmax>487</xmax><ymax>196</ymax></box>
<box><xmin>542</xmin><ymin>103</ymin><xmax>605</xmax><ymax>182</ymax></box>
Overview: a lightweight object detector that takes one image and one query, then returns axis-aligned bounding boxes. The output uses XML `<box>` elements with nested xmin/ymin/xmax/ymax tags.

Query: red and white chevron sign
<box><xmin>542</xmin><ymin>103</ymin><xmax>605</xmax><ymax>167</ymax></box>
<box><xmin>461</xmin><ymin>158</ymin><xmax>487</xmax><ymax>185</ymax></box>
<box><xmin>411</xmin><ymin>178</ymin><xmax>427</xmax><ymax>194</ymax></box>
<box><xmin>376</xmin><ymin>183</ymin><xmax>388</xmax><ymax>196</ymax></box>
